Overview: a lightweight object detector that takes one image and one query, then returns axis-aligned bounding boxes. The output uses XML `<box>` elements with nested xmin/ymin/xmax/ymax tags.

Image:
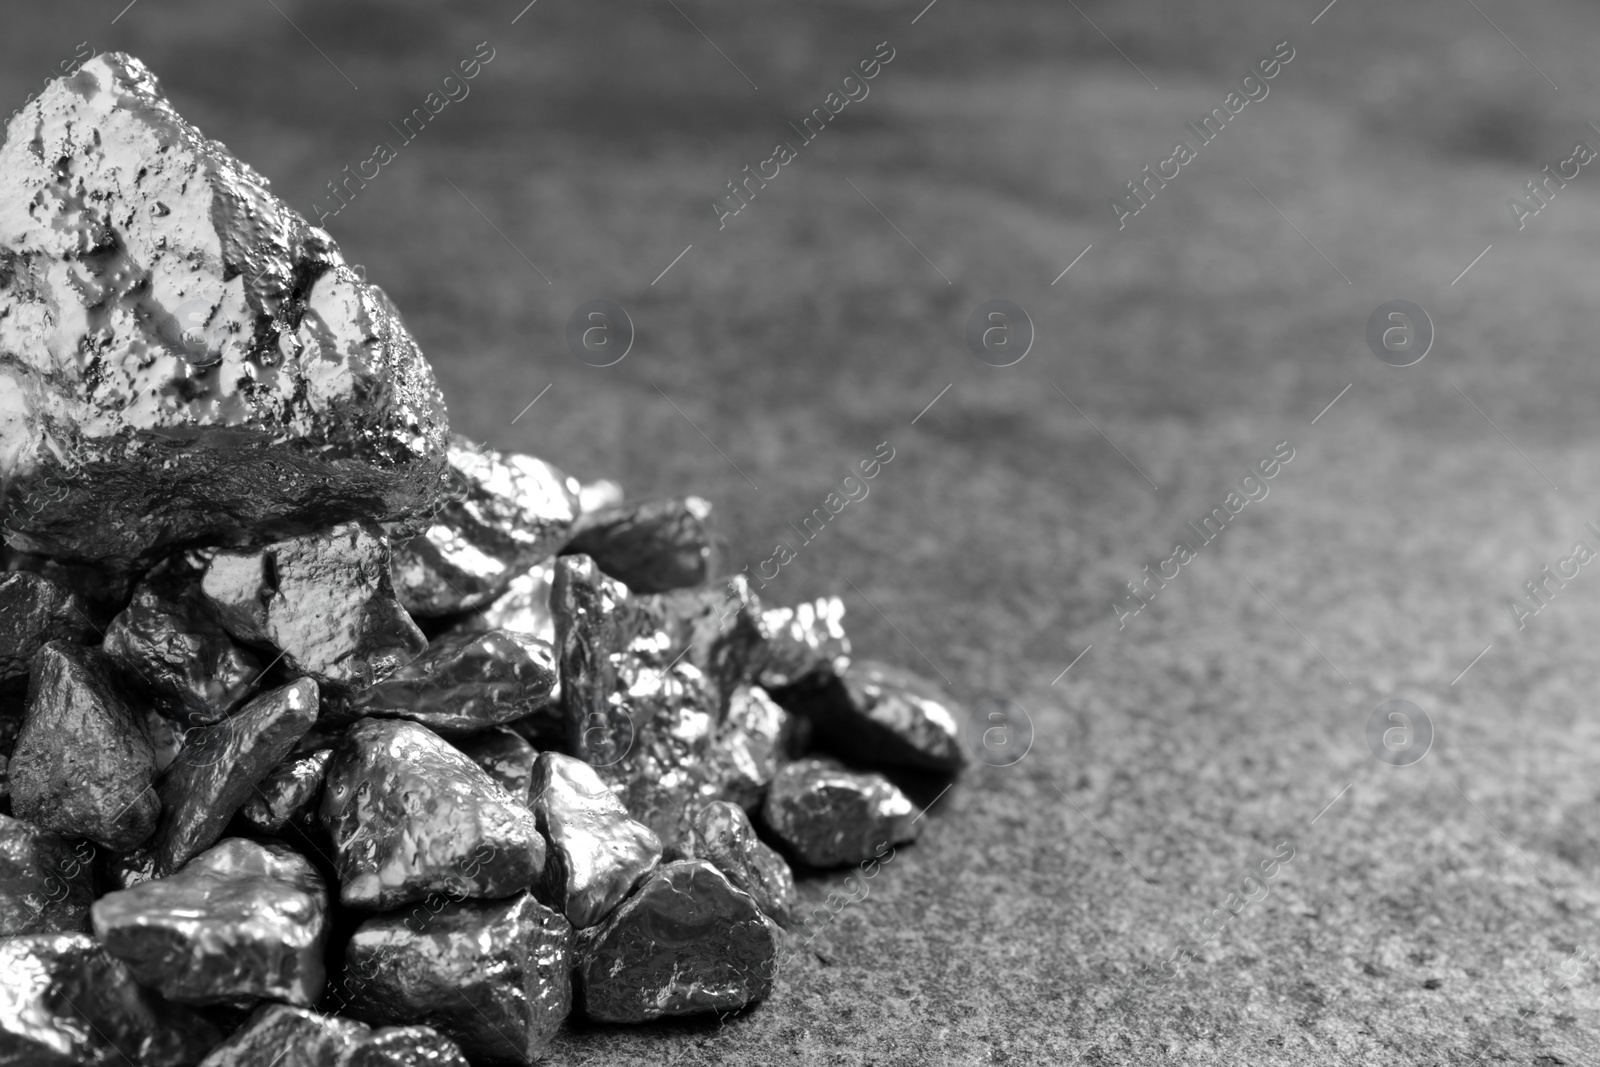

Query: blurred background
<box><xmin>9</xmin><ymin>0</ymin><xmax>1600</xmax><ymax>1062</ymax></box>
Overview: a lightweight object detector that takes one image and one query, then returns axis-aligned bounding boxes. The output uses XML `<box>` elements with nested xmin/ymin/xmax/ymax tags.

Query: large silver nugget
<box><xmin>321</xmin><ymin>718</ymin><xmax>544</xmax><ymax>910</ymax></box>
<box><xmin>92</xmin><ymin>838</ymin><xmax>328</xmax><ymax>1007</ymax></box>
<box><xmin>0</xmin><ymin>53</ymin><xmax>448</xmax><ymax>570</ymax></box>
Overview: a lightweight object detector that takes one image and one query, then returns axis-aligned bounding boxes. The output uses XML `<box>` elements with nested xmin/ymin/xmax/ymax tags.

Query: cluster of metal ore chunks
<box><xmin>0</xmin><ymin>52</ymin><xmax>967</xmax><ymax>1066</ymax></box>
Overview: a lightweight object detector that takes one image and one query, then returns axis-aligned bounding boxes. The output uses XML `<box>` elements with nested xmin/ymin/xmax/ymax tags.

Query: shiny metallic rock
<box><xmin>614</xmin><ymin>582</ymin><xmax>795</xmax><ymax>835</ymax></box>
<box><xmin>202</xmin><ymin>523</ymin><xmax>427</xmax><ymax>692</ymax></box>
<box><xmin>140</xmin><ymin>705</ymin><xmax>186</xmax><ymax>773</ymax></box>
<box><xmin>0</xmin><ymin>933</ymin><xmax>220</xmax><ymax>1066</ymax></box>
<box><xmin>238</xmin><ymin>747</ymin><xmax>331</xmax><ymax>835</ymax></box>
<box><xmin>92</xmin><ymin>838</ymin><xmax>329</xmax><ymax>1007</ymax></box>
<box><xmin>552</xmin><ymin>556</ymin><xmax>730</xmax><ymax>847</ymax></box>
<box><xmin>196</xmin><ymin>1003</ymin><xmax>364</xmax><ymax>1067</ymax></box>
<box><xmin>575</xmin><ymin>859</ymin><xmax>779</xmax><ymax>1022</ymax></box>
<box><xmin>453</xmin><ymin>727</ymin><xmax>536</xmax><ymax>801</ymax></box>
<box><xmin>762</xmin><ymin>758</ymin><xmax>920</xmax><ymax>868</ymax></box>
<box><xmin>642</xmin><ymin>574</ymin><xmax>766</xmax><ymax>713</ymax></box>
<box><xmin>755</xmin><ymin>596</ymin><xmax>851</xmax><ymax>691</ymax></box>
<box><xmin>564</xmin><ymin>496</ymin><xmax>723</xmax><ymax>593</ymax></box>
<box><xmin>11</xmin><ymin>642</ymin><xmax>160</xmax><ymax>850</ymax></box>
<box><xmin>208</xmin><ymin>1020</ymin><xmax>468</xmax><ymax>1067</ymax></box>
<box><xmin>461</xmin><ymin>561</ymin><xmax>556</xmax><ymax>643</ymax></box>
<box><xmin>681</xmin><ymin>801</ymin><xmax>796</xmax><ymax>924</ymax></box>
<box><xmin>705</xmin><ymin>684</ymin><xmax>789</xmax><ymax>812</ymax></box>
<box><xmin>0</xmin><ymin>53</ymin><xmax>448</xmax><ymax>570</ymax></box>
<box><xmin>104</xmin><ymin>848</ymin><xmax>159</xmax><ymax>891</ymax></box>
<box><xmin>332</xmin><ymin>629</ymin><xmax>557</xmax><ymax>737</ymax></box>
<box><xmin>0</xmin><ymin>814</ymin><xmax>96</xmax><ymax>936</ymax></box>
<box><xmin>342</xmin><ymin>892</ymin><xmax>571</xmax><ymax>1066</ymax></box>
<box><xmin>103</xmin><ymin>555</ymin><xmax>262</xmax><ymax>726</ymax></box>
<box><xmin>391</xmin><ymin>438</ymin><xmax>580</xmax><ymax>617</ymax></box>
<box><xmin>321</xmin><ymin>718</ymin><xmax>544</xmax><ymax>910</ymax></box>
<box><xmin>152</xmin><ymin>678</ymin><xmax>318</xmax><ymax>875</ymax></box>
<box><xmin>443</xmin><ymin>598</ymin><xmax>566</xmax><ymax>744</ymax></box>
<box><xmin>596</xmin><ymin>654</ymin><xmax>719</xmax><ymax>849</ymax></box>
<box><xmin>0</xmin><ymin>573</ymin><xmax>96</xmax><ymax>688</ymax></box>
<box><xmin>344</xmin><ymin>1026</ymin><xmax>470</xmax><ymax>1067</ymax></box>
<box><xmin>551</xmin><ymin>555</ymin><xmax>635</xmax><ymax>766</ymax></box>
<box><xmin>1</xmin><ymin>550</ymin><xmax>133</xmax><ymax>618</ymax></box>
<box><xmin>530</xmin><ymin>752</ymin><xmax>661</xmax><ymax>929</ymax></box>
<box><xmin>577</xmin><ymin>478</ymin><xmax>623</xmax><ymax>515</ymax></box>
<box><xmin>779</xmin><ymin>659</ymin><xmax>967</xmax><ymax>773</ymax></box>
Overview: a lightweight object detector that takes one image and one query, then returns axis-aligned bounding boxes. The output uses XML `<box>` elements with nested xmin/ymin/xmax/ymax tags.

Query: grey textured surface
<box><xmin>6</xmin><ymin>0</ymin><xmax>1600</xmax><ymax>1062</ymax></box>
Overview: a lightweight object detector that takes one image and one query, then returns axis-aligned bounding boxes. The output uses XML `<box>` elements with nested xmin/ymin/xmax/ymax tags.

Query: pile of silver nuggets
<box><xmin>0</xmin><ymin>52</ymin><xmax>967</xmax><ymax>1066</ymax></box>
